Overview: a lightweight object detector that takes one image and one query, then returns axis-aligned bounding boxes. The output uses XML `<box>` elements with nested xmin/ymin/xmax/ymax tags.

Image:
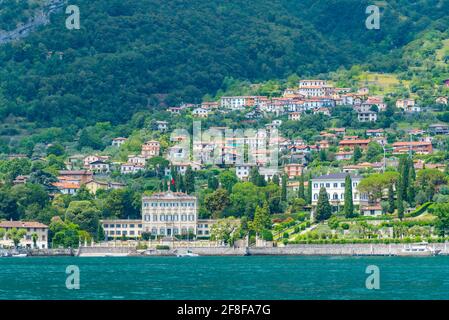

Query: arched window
<box><xmin>314</xmin><ymin>194</ymin><xmax>318</xmax><ymax>200</ymax></box>
<box><xmin>333</xmin><ymin>193</ymin><xmax>338</xmax><ymax>200</ymax></box>
<box><xmin>159</xmin><ymin>228</ymin><xmax>165</xmax><ymax>235</ymax></box>
<box><xmin>151</xmin><ymin>228</ymin><xmax>157</xmax><ymax>235</ymax></box>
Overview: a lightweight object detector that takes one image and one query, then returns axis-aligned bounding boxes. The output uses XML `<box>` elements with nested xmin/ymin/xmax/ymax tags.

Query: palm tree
<box><xmin>6</xmin><ymin>228</ymin><xmax>27</xmax><ymax>248</ymax></box>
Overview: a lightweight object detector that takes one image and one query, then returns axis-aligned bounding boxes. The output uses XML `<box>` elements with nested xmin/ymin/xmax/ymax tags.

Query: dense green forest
<box><xmin>0</xmin><ymin>0</ymin><xmax>449</xmax><ymax>127</ymax></box>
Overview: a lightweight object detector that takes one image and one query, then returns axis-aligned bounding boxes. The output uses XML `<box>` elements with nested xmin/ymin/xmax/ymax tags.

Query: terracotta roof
<box><xmin>392</xmin><ymin>141</ymin><xmax>432</xmax><ymax>147</ymax></box>
<box><xmin>339</xmin><ymin>139</ymin><xmax>371</xmax><ymax>144</ymax></box>
<box><xmin>52</xmin><ymin>182</ymin><xmax>80</xmax><ymax>189</ymax></box>
<box><xmin>0</xmin><ymin>221</ymin><xmax>48</xmax><ymax>229</ymax></box>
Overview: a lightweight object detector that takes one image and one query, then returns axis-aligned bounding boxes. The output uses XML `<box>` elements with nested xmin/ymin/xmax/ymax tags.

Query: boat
<box><xmin>397</xmin><ymin>242</ymin><xmax>441</xmax><ymax>256</ymax></box>
<box><xmin>11</xmin><ymin>253</ymin><xmax>27</xmax><ymax>257</ymax></box>
<box><xmin>176</xmin><ymin>250</ymin><xmax>199</xmax><ymax>257</ymax></box>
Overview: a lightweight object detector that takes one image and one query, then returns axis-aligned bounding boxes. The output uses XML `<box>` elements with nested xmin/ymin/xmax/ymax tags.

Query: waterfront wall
<box><xmin>177</xmin><ymin>247</ymin><xmax>246</xmax><ymax>256</ymax></box>
<box><xmin>248</xmin><ymin>243</ymin><xmax>449</xmax><ymax>256</ymax></box>
<box><xmin>77</xmin><ymin>246</ymin><xmax>136</xmax><ymax>257</ymax></box>
<box><xmin>16</xmin><ymin>243</ymin><xmax>449</xmax><ymax>257</ymax></box>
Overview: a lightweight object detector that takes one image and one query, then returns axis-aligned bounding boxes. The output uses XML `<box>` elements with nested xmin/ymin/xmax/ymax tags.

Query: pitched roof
<box><xmin>0</xmin><ymin>221</ymin><xmax>48</xmax><ymax>229</ymax></box>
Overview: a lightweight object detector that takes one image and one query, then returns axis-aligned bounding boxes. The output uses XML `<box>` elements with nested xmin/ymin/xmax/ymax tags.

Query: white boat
<box><xmin>176</xmin><ymin>250</ymin><xmax>199</xmax><ymax>257</ymax></box>
<box><xmin>397</xmin><ymin>242</ymin><xmax>440</xmax><ymax>256</ymax></box>
<box><xmin>11</xmin><ymin>253</ymin><xmax>27</xmax><ymax>257</ymax></box>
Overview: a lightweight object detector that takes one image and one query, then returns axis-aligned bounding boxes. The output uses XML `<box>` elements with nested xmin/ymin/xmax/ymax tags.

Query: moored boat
<box><xmin>397</xmin><ymin>242</ymin><xmax>440</xmax><ymax>256</ymax></box>
<box><xmin>176</xmin><ymin>250</ymin><xmax>199</xmax><ymax>257</ymax></box>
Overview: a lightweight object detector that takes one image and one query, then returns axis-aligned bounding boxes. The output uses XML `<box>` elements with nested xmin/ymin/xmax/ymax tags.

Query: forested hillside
<box><xmin>0</xmin><ymin>0</ymin><xmax>448</xmax><ymax>127</ymax></box>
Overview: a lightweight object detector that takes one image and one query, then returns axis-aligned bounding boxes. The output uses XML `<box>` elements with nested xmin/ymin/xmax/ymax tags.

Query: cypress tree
<box><xmin>162</xmin><ymin>178</ymin><xmax>168</xmax><ymax>191</ymax></box>
<box><xmin>407</xmin><ymin>158</ymin><xmax>416</xmax><ymax>204</ymax></box>
<box><xmin>178</xmin><ymin>174</ymin><xmax>186</xmax><ymax>193</ymax></box>
<box><xmin>184</xmin><ymin>165</ymin><xmax>195</xmax><ymax>194</ymax></box>
<box><xmin>316</xmin><ymin>187</ymin><xmax>332</xmax><ymax>221</ymax></box>
<box><xmin>343</xmin><ymin>175</ymin><xmax>354</xmax><ymax>218</ymax></box>
<box><xmin>398</xmin><ymin>156</ymin><xmax>409</xmax><ymax>200</ymax></box>
<box><xmin>272</xmin><ymin>174</ymin><xmax>280</xmax><ymax>186</ymax></box>
<box><xmin>281</xmin><ymin>174</ymin><xmax>287</xmax><ymax>202</ymax></box>
<box><xmin>388</xmin><ymin>184</ymin><xmax>395</xmax><ymax>214</ymax></box>
<box><xmin>307</xmin><ymin>174</ymin><xmax>312</xmax><ymax>205</ymax></box>
<box><xmin>298</xmin><ymin>174</ymin><xmax>305</xmax><ymax>200</ymax></box>
<box><xmin>353</xmin><ymin>146</ymin><xmax>362</xmax><ymax>164</ymax></box>
<box><xmin>397</xmin><ymin>187</ymin><xmax>404</xmax><ymax>220</ymax></box>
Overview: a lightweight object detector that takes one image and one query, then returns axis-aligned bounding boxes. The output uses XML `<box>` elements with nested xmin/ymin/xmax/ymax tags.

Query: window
<box><xmin>313</xmin><ymin>194</ymin><xmax>318</xmax><ymax>200</ymax></box>
<box><xmin>333</xmin><ymin>183</ymin><xmax>338</xmax><ymax>188</ymax></box>
<box><xmin>153</xmin><ymin>215</ymin><xmax>157</xmax><ymax>222</ymax></box>
<box><xmin>326</xmin><ymin>183</ymin><xmax>330</xmax><ymax>188</ymax></box>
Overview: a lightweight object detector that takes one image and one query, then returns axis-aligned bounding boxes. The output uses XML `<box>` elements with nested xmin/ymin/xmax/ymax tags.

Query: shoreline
<box><xmin>3</xmin><ymin>243</ymin><xmax>447</xmax><ymax>257</ymax></box>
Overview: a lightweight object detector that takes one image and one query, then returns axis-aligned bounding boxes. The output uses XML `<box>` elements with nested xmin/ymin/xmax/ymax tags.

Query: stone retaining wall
<box><xmin>248</xmin><ymin>243</ymin><xmax>449</xmax><ymax>256</ymax></box>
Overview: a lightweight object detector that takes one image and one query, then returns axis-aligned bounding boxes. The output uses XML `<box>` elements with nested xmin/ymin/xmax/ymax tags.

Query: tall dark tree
<box><xmin>388</xmin><ymin>184</ymin><xmax>395</xmax><ymax>214</ymax></box>
<box><xmin>353</xmin><ymin>146</ymin><xmax>362</xmax><ymax>164</ymax></box>
<box><xmin>272</xmin><ymin>174</ymin><xmax>280</xmax><ymax>186</ymax></box>
<box><xmin>343</xmin><ymin>175</ymin><xmax>354</xmax><ymax>218</ymax></box>
<box><xmin>407</xmin><ymin>157</ymin><xmax>416</xmax><ymax>205</ymax></box>
<box><xmin>307</xmin><ymin>174</ymin><xmax>313</xmax><ymax>205</ymax></box>
<box><xmin>184</xmin><ymin>166</ymin><xmax>195</xmax><ymax>194</ymax></box>
<box><xmin>281</xmin><ymin>174</ymin><xmax>287</xmax><ymax>202</ymax></box>
<box><xmin>298</xmin><ymin>174</ymin><xmax>305</xmax><ymax>200</ymax></box>
<box><xmin>178</xmin><ymin>174</ymin><xmax>186</xmax><ymax>193</ymax></box>
<box><xmin>397</xmin><ymin>187</ymin><xmax>405</xmax><ymax>220</ymax></box>
<box><xmin>315</xmin><ymin>187</ymin><xmax>332</xmax><ymax>221</ymax></box>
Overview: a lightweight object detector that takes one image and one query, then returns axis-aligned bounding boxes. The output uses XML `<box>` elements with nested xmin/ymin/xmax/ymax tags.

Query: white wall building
<box><xmin>142</xmin><ymin>192</ymin><xmax>198</xmax><ymax>237</ymax></box>
<box><xmin>311</xmin><ymin>173</ymin><xmax>368</xmax><ymax>207</ymax></box>
<box><xmin>0</xmin><ymin>221</ymin><xmax>48</xmax><ymax>249</ymax></box>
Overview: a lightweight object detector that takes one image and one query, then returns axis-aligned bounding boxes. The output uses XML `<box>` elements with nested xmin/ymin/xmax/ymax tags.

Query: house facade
<box><xmin>311</xmin><ymin>173</ymin><xmax>368</xmax><ymax>207</ymax></box>
<box><xmin>0</xmin><ymin>221</ymin><xmax>48</xmax><ymax>249</ymax></box>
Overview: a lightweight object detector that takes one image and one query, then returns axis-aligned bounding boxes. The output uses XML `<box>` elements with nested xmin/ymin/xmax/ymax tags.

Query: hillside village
<box><xmin>1</xmin><ymin>77</ymin><xmax>449</xmax><ymax>250</ymax></box>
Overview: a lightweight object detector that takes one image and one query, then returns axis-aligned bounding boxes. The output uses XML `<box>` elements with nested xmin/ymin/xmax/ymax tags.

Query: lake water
<box><xmin>1</xmin><ymin>256</ymin><xmax>449</xmax><ymax>300</ymax></box>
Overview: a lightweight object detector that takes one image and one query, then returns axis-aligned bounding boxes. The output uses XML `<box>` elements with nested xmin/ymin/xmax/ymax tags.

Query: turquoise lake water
<box><xmin>1</xmin><ymin>256</ymin><xmax>449</xmax><ymax>300</ymax></box>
